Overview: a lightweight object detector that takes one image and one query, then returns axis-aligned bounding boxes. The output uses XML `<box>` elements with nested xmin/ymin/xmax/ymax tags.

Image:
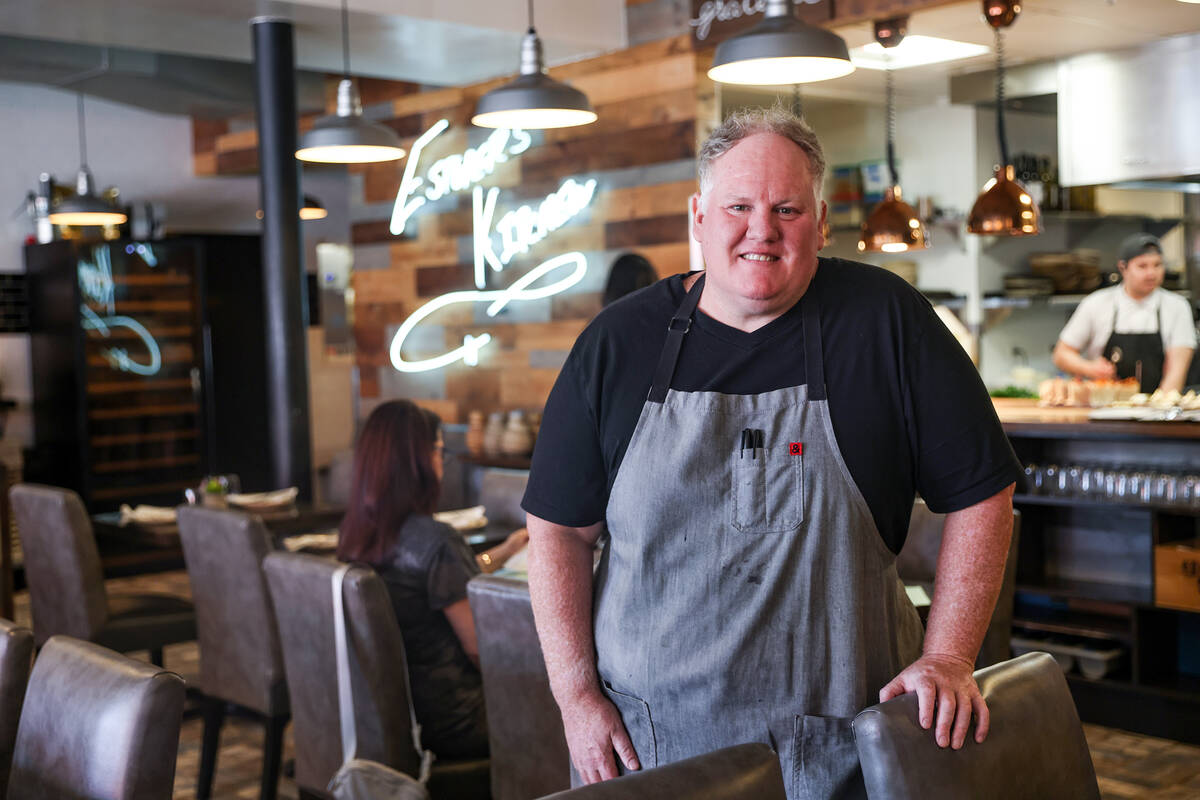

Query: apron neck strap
<box><xmin>802</xmin><ymin>292</ymin><xmax>826</xmax><ymax>401</ymax></box>
<box><xmin>648</xmin><ymin>273</ymin><xmax>706</xmax><ymax>404</ymax></box>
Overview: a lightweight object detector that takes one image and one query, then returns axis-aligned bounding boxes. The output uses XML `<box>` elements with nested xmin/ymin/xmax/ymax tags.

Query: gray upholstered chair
<box><xmin>176</xmin><ymin>505</ymin><xmax>289</xmax><ymax>800</ymax></box>
<box><xmin>853</xmin><ymin>651</ymin><xmax>1101</xmax><ymax>799</ymax></box>
<box><xmin>262</xmin><ymin>551</ymin><xmax>490</xmax><ymax>800</ymax></box>
<box><xmin>8</xmin><ymin>635</ymin><xmax>186</xmax><ymax>800</ymax></box>
<box><xmin>536</xmin><ymin>743</ymin><xmax>786</xmax><ymax>800</ymax></box>
<box><xmin>0</xmin><ymin>619</ymin><xmax>34</xmax><ymax>798</ymax></box>
<box><xmin>8</xmin><ymin>484</ymin><xmax>196</xmax><ymax>663</ymax></box>
<box><xmin>898</xmin><ymin>500</ymin><xmax>1020</xmax><ymax>667</ymax></box>
<box><xmin>468</xmin><ymin>574</ymin><xmax>570</xmax><ymax>800</ymax></box>
<box><xmin>476</xmin><ymin>470</ymin><xmax>528</xmax><ymax>529</ymax></box>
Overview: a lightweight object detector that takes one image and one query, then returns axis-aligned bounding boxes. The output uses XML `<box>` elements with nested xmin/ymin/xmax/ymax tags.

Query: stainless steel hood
<box><xmin>950</xmin><ymin>32</ymin><xmax>1200</xmax><ymax>188</ymax></box>
<box><xmin>1057</xmin><ymin>32</ymin><xmax>1200</xmax><ymax>188</ymax></box>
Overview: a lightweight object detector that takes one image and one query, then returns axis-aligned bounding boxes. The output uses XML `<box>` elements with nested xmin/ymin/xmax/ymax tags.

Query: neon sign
<box><xmin>473</xmin><ymin>177</ymin><xmax>597</xmax><ymax>288</ymax></box>
<box><xmin>389</xmin><ymin>252</ymin><xmax>588</xmax><ymax>373</ymax></box>
<box><xmin>77</xmin><ymin>246</ymin><xmax>163</xmax><ymax>376</ymax></box>
<box><xmin>389</xmin><ymin>119</ymin><xmax>532</xmax><ymax>236</ymax></box>
<box><xmin>387</xmin><ymin>123</ymin><xmax>596</xmax><ymax>373</ymax></box>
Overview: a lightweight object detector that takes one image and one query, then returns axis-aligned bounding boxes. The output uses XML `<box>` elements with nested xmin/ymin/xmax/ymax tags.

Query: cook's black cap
<box><xmin>1117</xmin><ymin>233</ymin><xmax>1161</xmax><ymax>264</ymax></box>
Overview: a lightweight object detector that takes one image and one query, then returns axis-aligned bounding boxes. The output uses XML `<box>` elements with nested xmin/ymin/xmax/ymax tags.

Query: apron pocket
<box><xmin>792</xmin><ymin>714</ymin><xmax>865</xmax><ymax>800</ymax></box>
<box><xmin>733</xmin><ymin>446</ymin><xmax>804</xmax><ymax>533</ymax></box>
<box><xmin>601</xmin><ymin>680</ymin><xmax>658</xmax><ymax>770</ymax></box>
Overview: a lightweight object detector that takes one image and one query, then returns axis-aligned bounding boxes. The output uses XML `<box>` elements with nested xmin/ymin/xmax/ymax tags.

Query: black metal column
<box><xmin>251</xmin><ymin>17</ymin><xmax>312</xmax><ymax>500</ymax></box>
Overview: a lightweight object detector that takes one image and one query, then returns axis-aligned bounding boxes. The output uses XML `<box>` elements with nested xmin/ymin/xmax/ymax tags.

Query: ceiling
<box><xmin>746</xmin><ymin>0</ymin><xmax>1200</xmax><ymax>107</ymax></box>
<box><xmin>0</xmin><ymin>0</ymin><xmax>628</xmax><ymax>87</ymax></box>
<box><xmin>0</xmin><ymin>0</ymin><xmax>1198</xmax><ymax>116</ymax></box>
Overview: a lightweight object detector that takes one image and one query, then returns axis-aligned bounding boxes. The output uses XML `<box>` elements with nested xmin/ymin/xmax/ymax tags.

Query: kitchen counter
<box><xmin>992</xmin><ymin>399</ymin><xmax>1200</xmax><ymax>440</ymax></box>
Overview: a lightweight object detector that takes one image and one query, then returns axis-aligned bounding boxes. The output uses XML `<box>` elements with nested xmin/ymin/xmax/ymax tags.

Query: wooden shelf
<box><xmin>92</xmin><ymin>454</ymin><xmax>201</xmax><ymax>473</ymax></box>
<box><xmin>89</xmin><ymin>403</ymin><xmax>199</xmax><ymax>420</ymax></box>
<box><xmin>90</xmin><ymin>429</ymin><xmax>200</xmax><ymax>447</ymax></box>
<box><xmin>88</xmin><ymin>378</ymin><xmax>195</xmax><ymax>395</ymax></box>
<box><xmin>1014</xmin><ymin>493</ymin><xmax>1200</xmax><ymax>516</ymax></box>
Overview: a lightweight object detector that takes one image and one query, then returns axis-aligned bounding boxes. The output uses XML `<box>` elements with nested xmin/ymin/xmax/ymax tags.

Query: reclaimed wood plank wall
<box><xmin>342</xmin><ymin>34</ymin><xmax>702</xmax><ymax>422</ymax></box>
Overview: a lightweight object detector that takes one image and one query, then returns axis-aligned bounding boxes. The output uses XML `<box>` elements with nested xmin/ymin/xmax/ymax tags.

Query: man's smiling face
<box><xmin>692</xmin><ymin>131</ymin><xmax>827</xmax><ymax>325</ymax></box>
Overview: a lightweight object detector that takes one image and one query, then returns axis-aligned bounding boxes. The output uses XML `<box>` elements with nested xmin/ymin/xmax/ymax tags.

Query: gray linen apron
<box><xmin>592</xmin><ymin>274</ymin><xmax>925</xmax><ymax>800</ymax></box>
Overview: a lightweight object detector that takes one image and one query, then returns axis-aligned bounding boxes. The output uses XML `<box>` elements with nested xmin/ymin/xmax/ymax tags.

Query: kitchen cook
<box><xmin>1053</xmin><ymin>233</ymin><xmax>1196</xmax><ymax>393</ymax></box>
<box><xmin>522</xmin><ymin>106</ymin><xmax>1020</xmax><ymax>800</ymax></box>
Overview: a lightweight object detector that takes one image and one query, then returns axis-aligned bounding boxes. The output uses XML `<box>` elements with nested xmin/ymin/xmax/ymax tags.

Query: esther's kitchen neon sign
<box><xmin>389</xmin><ymin>120</ymin><xmax>532</xmax><ymax>236</ymax></box>
<box><xmin>388</xmin><ymin>121</ymin><xmax>595</xmax><ymax>373</ymax></box>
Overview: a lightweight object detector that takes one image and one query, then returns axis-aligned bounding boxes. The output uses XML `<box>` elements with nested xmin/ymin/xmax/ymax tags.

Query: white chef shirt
<box><xmin>1058</xmin><ymin>286</ymin><xmax>1197</xmax><ymax>359</ymax></box>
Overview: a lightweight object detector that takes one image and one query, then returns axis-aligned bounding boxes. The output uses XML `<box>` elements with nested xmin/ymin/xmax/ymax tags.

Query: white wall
<box><xmin>0</xmin><ymin>80</ymin><xmax>351</xmax><ymax>459</ymax></box>
<box><xmin>0</xmin><ymin>81</ymin><xmax>263</xmax><ymax>271</ymax></box>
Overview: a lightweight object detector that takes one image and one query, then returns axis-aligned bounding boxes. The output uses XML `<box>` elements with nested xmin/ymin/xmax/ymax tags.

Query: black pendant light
<box><xmin>296</xmin><ymin>0</ymin><xmax>407</xmax><ymax>164</ymax></box>
<box><xmin>472</xmin><ymin>0</ymin><xmax>596</xmax><ymax>129</ymax></box>
<box><xmin>48</xmin><ymin>93</ymin><xmax>127</xmax><ymax>227</ymax></box>
<box><xmin>708</xmin><ymin>0</ymin><xmax>854</xmax><ymax>86</ymax></box>
<box><xmin>859</xmin><ymin>17</ymin><xmax>928</xmax><ymax>255</ymax></box>
<box><xmin>968</xmin><ymin>0</ymin><xmax>1040</xmax><ymax>236</ymax></box>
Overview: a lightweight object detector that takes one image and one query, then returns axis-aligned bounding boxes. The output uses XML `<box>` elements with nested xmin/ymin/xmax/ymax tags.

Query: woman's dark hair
<box><xmin>338</xmin><ymin>400</ymin><xmax>442</xmax><ymax>565</ymax></box>
<box><xmin>603</xmin><ymin>252</ymin><xmax>657</xmax><ymax>307</ymax></box>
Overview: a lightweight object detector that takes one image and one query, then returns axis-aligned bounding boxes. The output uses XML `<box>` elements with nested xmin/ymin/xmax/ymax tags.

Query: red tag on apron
<box><xmin>789</xmin><ymin>442</ymin><xmax>803</xmax><ymax>455</ymax></box>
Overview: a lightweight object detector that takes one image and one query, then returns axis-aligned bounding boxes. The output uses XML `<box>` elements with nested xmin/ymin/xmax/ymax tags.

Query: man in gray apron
<box><xmin>523</xmin><ymin>107</ymin><xmax>1018</xmax><ymax>800</ymax></box>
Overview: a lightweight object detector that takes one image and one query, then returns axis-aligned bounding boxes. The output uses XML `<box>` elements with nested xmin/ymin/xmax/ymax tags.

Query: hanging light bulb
<box><xmin>48</xmin><ymin>93</ymin><xmax>128</xmax><ymax>227</ymax></box>
<box><xmin>859</xmin><ymin>18</ymin><xmax>927</xmax><ymax>255</ymax></box>
<box><xmin>296</xmin><ymin>0</ymin><xmax>406</xmax><ymax>164</ymax></box>
<box><xmin>968</xmin><ymin>0</ymin><xmax>1040</xmax><ymax>236</ymax></box>
<box><xmin>472</xmin><ymin>0</ymin><xmax>596</xmax><ymax>129</ymax></box>
<box><xmin>708</xmin><ymin>0</ymin><xmax>854</xmax><ymax>85</ymax></box>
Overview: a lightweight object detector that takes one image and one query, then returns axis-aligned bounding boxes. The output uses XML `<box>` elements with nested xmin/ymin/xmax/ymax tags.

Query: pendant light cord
<box><xmin>76</xmin><ymin>92</ymin><xmax>88</xmax><ymax>169</ymax></box>
<box><xmin>995</xmin><ymin>28</ymin><xmax>1010</xmax><ymax>167</ymax></box>
<box><xmin>527</xmin><ymin>0</ymin><xmax>536</xmax><ymax>34</ymax></box>
<box><xmin>885</xmin><ymin>56</ymin><xmax>898</xmax><ymax>187</ymax></box>
<box><xmin>341</xmin><ymin>0</ymin><xmax>351</xmax><ymax>78</ymax></box>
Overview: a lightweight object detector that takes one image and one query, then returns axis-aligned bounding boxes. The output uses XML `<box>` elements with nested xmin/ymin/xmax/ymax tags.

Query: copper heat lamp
<box><xmin>859</xmin><ymin>17</ymin><xmax>928</xmax><ymax>254</ymax></box>
<box><xmin>967</xmin><ymin>0</ymin><xmax>1040</xmax><ymax>236</ymax></box>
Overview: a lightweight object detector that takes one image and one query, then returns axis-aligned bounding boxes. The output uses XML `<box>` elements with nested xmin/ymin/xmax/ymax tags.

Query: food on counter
<box><xmin>990</xmin><ymin>385</ymin><xmax>1040</xmax><ymax>399</ymax></box>
<box><xmin>1037</xmin><ymin>377</ymin><xmax>1139</xmax><ymax>408</ymax></box>
<box><xmin>1122</xmin><ymin>389</ymin><xmax>1200</xmax><ymax>410</ymax></box>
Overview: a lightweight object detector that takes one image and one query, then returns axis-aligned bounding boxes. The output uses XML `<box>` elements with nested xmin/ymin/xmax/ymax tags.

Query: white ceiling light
<box><xmin>850</xmin><ymin>35</ymin><xmax>990</xmax><ymax>70</ymax></box>
<box><xmin>708</xmin><ymin>0</ymin><xmax>854</xmax><ymax>85</ymax></box>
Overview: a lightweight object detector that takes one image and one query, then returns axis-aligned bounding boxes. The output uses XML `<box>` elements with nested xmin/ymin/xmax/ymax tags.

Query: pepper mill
<box><xmin>500</xmin><ymin>410</ymin><xmax>534</xmax><ymax>456</ymax></box>
<box><xmin>483</xmin><ymin>411</ymin><xmax>505</xmax><ymax>455</ymax></box>
<box><xmin>465</xmin><ymin>410</ymin><xmax>486</xmax><ymax>455</ymax></box>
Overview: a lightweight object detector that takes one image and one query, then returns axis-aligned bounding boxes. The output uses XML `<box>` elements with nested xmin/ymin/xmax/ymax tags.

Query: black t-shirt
<box><xmin>374</xmin><ymin>514</ymin><xmax>485</xmax><ymax>751</ymax></box>
<box><xmin>521</xmin><ymin>258</ymin><xmax>1020</xmax><ymax>554</ymax></box>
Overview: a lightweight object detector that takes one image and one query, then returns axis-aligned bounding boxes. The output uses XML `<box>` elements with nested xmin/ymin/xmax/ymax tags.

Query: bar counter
<box><xmin>991</xmin><ymin>398</ymin><xmax>1200</xmax><ymax>744</ymax></box>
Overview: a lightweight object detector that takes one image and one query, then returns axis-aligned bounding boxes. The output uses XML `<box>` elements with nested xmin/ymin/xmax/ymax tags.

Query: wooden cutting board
<box><xmin>991</xmin><ymin>398</ymin><xmax>1093</xmax><ymax>424</ymax></box>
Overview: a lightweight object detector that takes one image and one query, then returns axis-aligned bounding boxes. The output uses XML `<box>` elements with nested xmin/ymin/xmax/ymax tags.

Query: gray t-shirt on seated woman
<box><xmin>375</xmin><ymin>513</ymin><xmax>487</xmax><ymax>758</ymax></box>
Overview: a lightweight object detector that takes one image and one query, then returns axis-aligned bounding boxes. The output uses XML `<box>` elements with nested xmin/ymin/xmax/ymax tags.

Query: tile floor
<box><xmin>11</xmin><ymin>570</ymin><xmax>1200</xmax><ymax>799</ymax></box>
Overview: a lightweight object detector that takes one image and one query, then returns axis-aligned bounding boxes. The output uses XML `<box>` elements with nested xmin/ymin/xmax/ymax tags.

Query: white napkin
<box><xmin>433</xmin><ymin>505</ymin><xmax>488</xmax><ymax>531</ymax></box>
<box><xmin>227</xmin><ymin>487</ymin><xmax>299</xmax><ymax>508</ymax></box>
<box><xmin>501</xmin><ymin>543</ymin><xmax>529</xmax><ymax>575</ymax></box>
<box><xmin>118</xmin><ymin>504</ymin><xmax>177</xmax><ymax>524</ymax></box>
<box><xmin>283</xmin><ymin>532</ymin><xmax>339</xmax><ymax>552</ymax></box>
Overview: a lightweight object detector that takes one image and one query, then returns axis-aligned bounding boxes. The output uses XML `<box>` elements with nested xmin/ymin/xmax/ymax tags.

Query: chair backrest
<box><xmin>852</xmin><ymin>652</ymin><xmax>1100</xmax><ymax>800</ymax></box>
<box><xmin>8</xmin><ymin>484</ymin><xmax>108</xmax><ymax>645</ymax></box>
<box><xmin>0</xmin><ymin>620</ymin><xmax>34</xmax><ymax>799</ymax></box>
<box><xmin>477</xmin><ymin>470</ymin><xmax>528</xmax><ymax>529</ymax></box>
<box><xmin>468</xmin><ymin>575</ymin><xmax>569</xmax><ymax>800</ymax></box>
<box><xmin>897</xmin><ymin>499</ymin><xmax>1020</xmax><ymax>667</ymax></box>
<box><xmin>263</xmin><ymin>551</ymin><xmax>421</xmax><ymax>796</ymax></box>
<box><xmin>176</xmin><ymin>505</ymin><xmax>287</xmax><ymax>715</ymax></box>
<box><xmin>8</xmin><ymin>636</ymin><xmax>185</xmax><ymax>800</ymax></box>
<box><xmin>536</xmin><ymin>743</ymin><xmax>786</xmax><ymax>800</ymax></box>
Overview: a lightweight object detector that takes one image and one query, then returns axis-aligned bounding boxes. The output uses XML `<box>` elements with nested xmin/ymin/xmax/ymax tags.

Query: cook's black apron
<box><xmin>1103</xmin><ymin>302</ymin><xmax>1164</xmax><ymax>393</ymax></box>
<box><xmin>592</xmin><ymin>274</ymin><xmax>924</xmax><ymax>800</ymax></box>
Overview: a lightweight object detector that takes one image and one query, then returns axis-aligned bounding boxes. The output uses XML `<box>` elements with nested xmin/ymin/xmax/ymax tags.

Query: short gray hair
<box><xmin>698</xmin><ymin>105</ymin><xmax>826</xmax><ymax>198</ymax></box>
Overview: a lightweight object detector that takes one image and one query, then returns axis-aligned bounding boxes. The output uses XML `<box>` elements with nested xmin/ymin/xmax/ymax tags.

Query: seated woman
<box><xmin>337</xmin><ymin>400</ymin><xmax>528</xmax><ymax>758</ymax></box>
